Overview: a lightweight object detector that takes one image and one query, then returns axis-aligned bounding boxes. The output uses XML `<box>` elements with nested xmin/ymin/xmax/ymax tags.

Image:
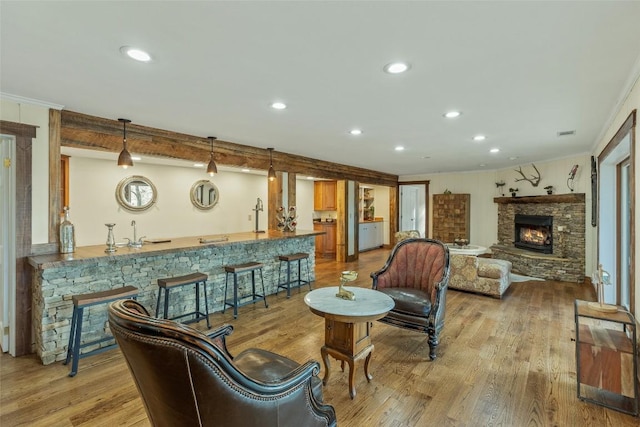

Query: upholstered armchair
<box><xmin>371</xmin><ymin>238</ymin><xmax>450</xmax><ymax>360</ymax></box>
<box><xmin>108</xmin><ymin>299</ymin><xmax>336</xmax><ymax>427</ymax></box>
<box><xmin>394</xmin><ymin>229</ymin><xmax>420</xmax><ymax>244</ymax></box>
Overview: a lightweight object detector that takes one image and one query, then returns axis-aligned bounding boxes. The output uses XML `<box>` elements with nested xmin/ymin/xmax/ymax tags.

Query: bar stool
<box><xmin>277</xmin><ymin>252</ymin><xmax>311</xmax><ymax>298</ymax></box>
<box><xmin>223</xmin><ymin>262</ymin><xmax>268</xmax><ymax>319</ymax></box>
<box><xmin>64</xmin><ymin>285</ymin><xmax>138</xmax><ymax>377</ymax></box>
<box><xmin>156</xmin><ymin>272</ymin><xmax>211</xmax><ymax>328</ymax></box>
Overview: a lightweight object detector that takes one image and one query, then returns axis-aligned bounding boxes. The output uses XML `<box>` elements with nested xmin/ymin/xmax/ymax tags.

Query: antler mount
<box><xmin>514</xmin><ymin>164</ymin><xmax>541</xmax><ymax>187</ymax></box>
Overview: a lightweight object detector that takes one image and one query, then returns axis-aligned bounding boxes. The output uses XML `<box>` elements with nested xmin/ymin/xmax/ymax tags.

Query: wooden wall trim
<box><xmin>60</xmin><ymin>110</ymin><xmax>398</xmax><ymax>187</ymax></box>
<box><xmin>49</xmin><ymin>109</ymin><xmax>61</xmax><ymax>244</ymax></box>
<box><xmin>0</xmin><ymin>120</ymin><xmax>37</xmax><ymax>356</ymax></box>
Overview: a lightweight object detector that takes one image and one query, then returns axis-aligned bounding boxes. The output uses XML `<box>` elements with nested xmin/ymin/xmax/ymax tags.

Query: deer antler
<box><xmin>514</xmin><ymin>164</ymin><xmax>541</xmax><ymax>187</ymax></box>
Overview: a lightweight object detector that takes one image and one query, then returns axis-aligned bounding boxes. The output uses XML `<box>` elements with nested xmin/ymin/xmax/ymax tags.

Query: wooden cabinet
<box><xmin>314</xmin><ymin>222</ymin><xmax>336</xmax><ymax>258</ymax></box>
<box><xmin>314</xmin><ymin>181</ymin><xmax>337</xmax><ymax>210</ymax></box>
<box><xmin>574</xmin><ymin>299</ymin><xmax>638</xmax><ymax>416</ymax></box>
<box><xmin>432</xmin><ymin>193</ymin><xmax>470</xmax><ymax>243</ymax></box>
<box><xmin>359</xmin><ymin>221</ymin><xmax>383</xmax><ymax>251</ymax></box>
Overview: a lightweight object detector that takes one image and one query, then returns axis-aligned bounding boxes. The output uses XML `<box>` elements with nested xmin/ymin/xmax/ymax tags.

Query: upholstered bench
<box><xmin>448</xmin><ymin>254</ymin><xmax>512</xmax><ymax>298</ymax></box>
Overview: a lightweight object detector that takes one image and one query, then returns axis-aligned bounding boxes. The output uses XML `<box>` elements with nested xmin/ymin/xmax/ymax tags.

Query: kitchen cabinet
<box><xmin>314</xmin><ymin>222</ymin><xmax>336</xmax><ymax>258</ymax></box>
<box><xmin>359</xmin><ymin>221</ymin><xmax>384</xmax><ymax>251</ymax></box>
<box><xmin>314</xmin><ymin>181</ymin><xmax>337</xmax><ymax>210</ymax></box>
<box><xmin>574</xmin><ymin>299</ymin><xmax>638</xmax><ymax>416</ymax></box>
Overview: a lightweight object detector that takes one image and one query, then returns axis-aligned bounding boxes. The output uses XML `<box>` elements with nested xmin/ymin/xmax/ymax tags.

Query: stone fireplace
<box><xmin>491</xmin><ymin>193</ymin><xmax>586</xmax><ymax>283</ymax></box>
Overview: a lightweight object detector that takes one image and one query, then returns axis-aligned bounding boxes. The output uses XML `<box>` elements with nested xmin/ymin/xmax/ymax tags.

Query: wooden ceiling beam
<box><xmin>60</xmin><ymin>110</ymin><xmax>398</xmax><ymax>186</ymax></box>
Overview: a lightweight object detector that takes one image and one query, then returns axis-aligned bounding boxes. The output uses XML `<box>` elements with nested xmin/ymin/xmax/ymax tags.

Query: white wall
<box><xmin>0</xmin><ymin>99</ymin><xmax>50</xmax><ymax>244</ymax></box>
<box><xmin>69</xmin><ymin>157</ymin><xmax>313</xmax><ymax>246</ymax></box>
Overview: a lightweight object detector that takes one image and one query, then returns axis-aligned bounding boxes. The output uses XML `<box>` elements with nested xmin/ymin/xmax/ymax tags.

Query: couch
<box><xmin>448</xmin><ymin>254</ymin><xmax>512</xmax><ymax>298</ymax></box>
<box><xmin>371</xmin><ymin>238</ymin><xmax>450</xmax><ymax>360</ymax></box>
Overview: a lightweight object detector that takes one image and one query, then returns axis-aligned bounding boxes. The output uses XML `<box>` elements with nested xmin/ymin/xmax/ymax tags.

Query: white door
<box><xmin>0</xmin><ymin>135</ymin><xmax>16</xmax><ymax>354</ymax></box>
<box><xmin>399</xmin><ymin>184</ymin><xmax>426</xmax><ymax>237</ymax></box>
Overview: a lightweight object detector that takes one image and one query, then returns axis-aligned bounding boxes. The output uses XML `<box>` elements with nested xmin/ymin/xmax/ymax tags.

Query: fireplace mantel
<box><xmin>494</xmin><ymin>193</ymin><xmax>585</xmax><ymax>204</ymax></box>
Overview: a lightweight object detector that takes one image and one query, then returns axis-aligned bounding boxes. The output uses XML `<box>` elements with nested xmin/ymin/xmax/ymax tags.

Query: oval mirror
<box><xmin>190</xmin><ymin>180</ymin><xmax>219</xmax><ymax>210</ymax></box>
<box><xmin>115</xmin><ymin>175</ymin><xmax>157</xmax><ymax>211</ymax></box>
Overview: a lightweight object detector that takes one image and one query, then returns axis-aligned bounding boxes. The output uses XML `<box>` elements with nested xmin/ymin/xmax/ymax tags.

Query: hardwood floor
<box><xmin>2</xmin><ymin>249</ymin><xmax>638</xmax><ymax>426</ymax></box>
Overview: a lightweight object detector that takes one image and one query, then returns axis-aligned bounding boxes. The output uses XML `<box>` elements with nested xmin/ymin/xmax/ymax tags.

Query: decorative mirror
<box><xmin>190</xmin><ymin>180</ymin><xmax>219</xmax><ymax>210</ymax></box>
<box><xmin>115</xmin><ymin>175</ymin><xmax>157</xmax><ymax>211</ymax></box>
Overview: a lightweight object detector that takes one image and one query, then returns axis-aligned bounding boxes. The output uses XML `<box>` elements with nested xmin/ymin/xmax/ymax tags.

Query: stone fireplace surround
<box><xmin>490</xmin><ymin>193</ymin><xmax>586</xmax><ymax>283</ymax></box>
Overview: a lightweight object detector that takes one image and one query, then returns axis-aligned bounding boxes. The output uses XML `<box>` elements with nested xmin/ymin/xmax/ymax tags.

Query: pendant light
<box><xmin>206</xmin><ymin>136</ymin><xmax>218</xmax><ymax>176</ymax></box>
<box><xmin>267</xmin><ymin>147</ymin><xmax>276</xmax><ymax>181</ymax></box>
<box><xmin>117</xmin><ymin>118</ymin><xmax>133</xmax><ymax>168</ymax></box>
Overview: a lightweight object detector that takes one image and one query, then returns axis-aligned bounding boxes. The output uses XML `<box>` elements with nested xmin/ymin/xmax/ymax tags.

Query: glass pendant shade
<box><xmin>117</xmin><ymin>118</ymin><xmax>133</xmax><ymax>168</ymax></box>
<box><xmin>207</xmin><ymin>136</ymin><xmax>217</xmax><ymax>176</ymax></box>
<box><xmin>267</xmin><ymin>147</ymin><xmax>276</xmax><ymax>181</ymax></box>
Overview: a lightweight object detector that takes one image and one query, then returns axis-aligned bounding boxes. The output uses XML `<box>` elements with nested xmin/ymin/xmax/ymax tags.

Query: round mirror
<box><xmin>115</xmin><ymin>175</ymin><xmax>157</xmax><ymax>211</ymax></box>
<box><xmin>190</xmin><ymin>180</ymin><xmax>219</xmax><ymax>210</ymax></box>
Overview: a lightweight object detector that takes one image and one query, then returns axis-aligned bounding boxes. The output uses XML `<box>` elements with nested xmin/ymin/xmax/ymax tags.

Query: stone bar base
<box><xmin>29</xmin><ymin>231</ymin><xmax>317</xmax><ymax>365</ymax></box>
<box><xmin>490</xmin><ymin>244</ymin><xmax>583</xmax><ymax>283</ymax></box>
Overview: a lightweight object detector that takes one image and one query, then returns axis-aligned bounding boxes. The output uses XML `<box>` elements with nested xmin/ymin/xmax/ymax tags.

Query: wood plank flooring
<box><xmin>2</xmin><ymin>249</ymin><xmax>638</xmax><ymax>426</ymax></box>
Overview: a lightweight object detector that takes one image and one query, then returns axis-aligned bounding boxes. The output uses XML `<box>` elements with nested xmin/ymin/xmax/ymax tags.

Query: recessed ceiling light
<box><xmin>120</xmin><ymin>46</ymin><xmax>152</xmax><ymax>62</ymax></box>
<box><xmin>509</xmin><ymin>156</ymin><xmax>518</xmax><ymax>161</ymax></box>
<box><xmin>422</xmin><ymin>156</ymin><xmax>431</xmax><ymax>159</ymax></box>
<box><xmin>349</xmin><ymin>129</ymin><xmax>362</xmax><ymax>135</ymax></box>
<box><xmin>479</xmin><ymin>163</ymin><xmax>486</xmax><ymax>167</ymax></box>
<box><xmin>193</xmin><ymin>163</ymin><xmax>205</xmax><ymax>168</ymax></box>
<box><xmin>395</xmin><ymin>146</ymin><xmax>405</xmax><ymax>151</ymax></box>
<box><xmin>271</xmin><ymin>102</ymin><xmax>287</xmax><ymax>110</ymax></box>
<box><xmin>473</xmin><ymin>135</ymin><xmax>486</xmax><ymax>141</ymax></box>
<box><xmin>241</xmin><ymin>168</ymin><xmax>251</xmax><ymax>172</ymax></box>
<box><xmin>306</xmin><ymin>176</ymin><xmax>314</xmax><ymax>180</ymax></box>
<box><xmin>490</xmin><ymin>148</ymin><xmax>500</xmax><ymax>153</ymax></box>
<box><xmin>131</xmin><ymin>156</ymin><xmax>142</xmax><ymax>161</ymax></box>
<box><xmin>383</xmin><ymin>62</ymin><xmax>410</xmax><ymax>74</ymax></box>
<box><xmin>444</xmin><ymin>111</ymin><xmax>461</xmax><ymax>119</ymax></box>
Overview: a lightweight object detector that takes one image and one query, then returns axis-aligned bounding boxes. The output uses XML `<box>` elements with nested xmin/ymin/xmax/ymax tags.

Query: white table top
<box><xmin>304</xmin><ymin>287</ymin><xmax>394</xmax><ymax>318</ymax></box>
<box><xmin>446</xmin><ymin>244</ymin><xmax>487</xmax><ymax>255</ymax></box>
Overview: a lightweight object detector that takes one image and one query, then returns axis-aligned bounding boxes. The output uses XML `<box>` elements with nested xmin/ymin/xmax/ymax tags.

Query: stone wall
<box><xmin>32</xmin><ymin>237</ymin><xmax>315</xmax><ymax>365</ymax></box>
<box><xmin>491</xmin><ymin>194</ymin><xmax>585</xmax><ymax>282</ymax></box>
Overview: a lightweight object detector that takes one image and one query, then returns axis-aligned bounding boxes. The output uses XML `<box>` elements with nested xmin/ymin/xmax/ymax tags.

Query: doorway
<box><xmin>597</xmin><ymin>110</ymin><xmax>635</xmax><ymax>312</ymax></box>
<box><xmin>1</xmin><ymin>135</ymin><xmax>16</xmax><ymax>354</ymax></box>
<box><xmin>399</xmin><ymin>182</ymin><xmax>428</xmax><ymax>238</ymax></box>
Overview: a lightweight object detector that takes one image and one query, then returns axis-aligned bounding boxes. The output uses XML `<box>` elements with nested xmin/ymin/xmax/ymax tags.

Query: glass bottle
<box><xmin>59</xmin><ymin>206</ymin><xmax>76</xmax><ymax>253</ymax></box>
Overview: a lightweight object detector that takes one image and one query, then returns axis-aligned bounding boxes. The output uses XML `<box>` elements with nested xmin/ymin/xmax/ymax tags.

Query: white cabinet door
<box><xmin>374</xmin><ymin>223</ymin><xmax>384</xmax><ymax>247</ymax></box>
<box><xmin>359</xmin><ymin>224</ymin><xmax>372</xmax><ymax>251</ymax></box>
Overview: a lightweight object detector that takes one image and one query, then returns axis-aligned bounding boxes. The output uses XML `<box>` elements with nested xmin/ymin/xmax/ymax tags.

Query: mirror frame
<box><xmin>115</xmin><ymin>175</ymin><xmax>158</xmax><ymax>212</ymax></box>
<box><xmin>190</xmin><ymin>179</ymin><xmax>219</xmax><ymax>210</ymax></box>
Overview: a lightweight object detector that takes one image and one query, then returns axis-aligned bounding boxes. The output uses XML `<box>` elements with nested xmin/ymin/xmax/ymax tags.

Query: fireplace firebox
<box><xmin>514</xmin><ymin>214</ymin><xmax>553</xmax><ymax>254</ymax></box>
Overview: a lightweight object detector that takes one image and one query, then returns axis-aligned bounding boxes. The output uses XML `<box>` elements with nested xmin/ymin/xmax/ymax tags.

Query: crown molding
<box><xmin>0</xmin><ymin>92</ymin><xmax>64</xmax><ymax>110</ymax></box>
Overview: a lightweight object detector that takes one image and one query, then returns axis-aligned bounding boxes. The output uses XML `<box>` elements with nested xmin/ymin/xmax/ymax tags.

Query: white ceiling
<box><xmin>2</xmin><ymin>1</ymin><xmax>640</xmax><ymax>176</ymax></box>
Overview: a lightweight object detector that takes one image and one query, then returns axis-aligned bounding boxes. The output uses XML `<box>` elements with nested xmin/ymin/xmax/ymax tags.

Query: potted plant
<box><xmin>544</xmin><ymin>185</ymin><xmax>554</xmax><ymax>195</ymax></box>
<box><xmin>509</xmin><ymin>187</ymin><xmax>518</xmax><ymax>197</ymax></box>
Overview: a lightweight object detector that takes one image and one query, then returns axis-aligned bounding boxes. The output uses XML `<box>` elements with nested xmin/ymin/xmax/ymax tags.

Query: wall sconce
<box><xmin>117</xmin><ymin>118</ymin><xmax>133</xmax><ymax>168</ymax></box>
<box><xmin>206</xmin><ymin>136</ymin><xmax>218</xmax><ymax>176</ymax></box>
<box><xmin>267</xmin><ymin>147</ymin><xmax>276</xmax><ymax>181</ymax></box>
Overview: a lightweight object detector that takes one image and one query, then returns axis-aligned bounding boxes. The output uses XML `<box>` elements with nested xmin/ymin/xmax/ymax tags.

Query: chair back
<box><xmin>373</xmin><ymin>238</ymin><xmax>449</xmax><ymax>299</ymax></box>
<box><xmin>108</xmin><ymin>299</ymin><xmax>335</xmax><ymax>427</ymax></box>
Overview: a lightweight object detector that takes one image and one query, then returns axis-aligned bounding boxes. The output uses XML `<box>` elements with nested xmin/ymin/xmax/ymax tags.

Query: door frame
<box><xmin>398</xmin><ymin>181</ymin><xmax>430</xmax><ymax>238</ymax></box>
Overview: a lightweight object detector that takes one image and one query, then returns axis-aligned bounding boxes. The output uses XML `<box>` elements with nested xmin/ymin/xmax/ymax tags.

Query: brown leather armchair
<box><xmin>108</xmin><ymin>299</ymin><xmax>336</xmax><ymax>427</ymax></box>
<box><xmin>371</xmin><ymin>238</ymin><xmax>450</xmax><ymax>360</ymax></box>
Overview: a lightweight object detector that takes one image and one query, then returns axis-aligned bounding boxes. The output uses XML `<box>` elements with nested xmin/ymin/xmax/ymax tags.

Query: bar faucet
<box><xmin>125</xmin><ymin>220</ymin><xmax>145</xmax><ymax>248</ymax></box>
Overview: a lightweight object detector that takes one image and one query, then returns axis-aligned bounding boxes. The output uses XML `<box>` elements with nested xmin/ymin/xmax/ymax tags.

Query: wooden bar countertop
<box><xmin>28</xmin><ymin>229</ymin><xmax>322</xmax><ymax>270</ymax></box>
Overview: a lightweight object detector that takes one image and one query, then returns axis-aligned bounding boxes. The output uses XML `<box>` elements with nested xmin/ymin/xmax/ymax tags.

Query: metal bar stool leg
<box><xmin>163</xmin><ymin>288</ymin><xmax>170</xmax><ymax>319</ymax></box>
<box><xmin>155</xmin><ymin>287</ymin><xmax>162</xmax><ymax>318</ymax></box>
<box><xmin>202</xmin><ymin>280</ymin><xmax>211</xmax><ymax>328</ymax></box>
<box><xmin>260</xmin><ymin>268</ymin><xmax>268</xmax><ymax>308</ymax></box>
<box><xmin>223</xmin><ymin>272</ymin><xmax>229</xmax><ymax>314</ymax></box>
<box><xmin>69</xmin><ymin>306</ymin><xmax>84</xmax><ymax>377</ymax></box>
<box><xmin>305</xmin><ymin>257</ymin><xmax>312</xmax><ymax>290</ymax></box>
<box><xmin>64</xmin><ymin>306</ymin><xmax>79</xmax><ymax>366</ymax></box>
<box><xmin>233</xmin><ymin>272</ymin><xmax>239</xmax><ymax>319</ymax></box>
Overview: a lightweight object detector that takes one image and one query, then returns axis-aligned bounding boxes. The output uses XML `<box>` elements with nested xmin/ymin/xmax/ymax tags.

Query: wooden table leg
<box><xmin>364</xmin><ymin>348</ymin><xmax>373</xmax><ymax>382</ymax></box>
<box><xmin>320</xmin><ymin>346</ymin><xmax>331</xmax><ymax>386</ymax></box>
<box><xmin>346</xmin><ymin>358</ymin><xmax>356</xmax><ymax>399</ymax></box>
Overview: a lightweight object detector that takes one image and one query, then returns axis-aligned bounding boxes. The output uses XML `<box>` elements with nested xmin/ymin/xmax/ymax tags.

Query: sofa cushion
<box><xmin>377</xmin><ymin>288</ymin><xmax>431</xmax><ymax>317</ymax></box>
<box><xmin>478</xmin><ymin>258</ymin><xmax>511</xmax><ymax>279</ymax></box>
